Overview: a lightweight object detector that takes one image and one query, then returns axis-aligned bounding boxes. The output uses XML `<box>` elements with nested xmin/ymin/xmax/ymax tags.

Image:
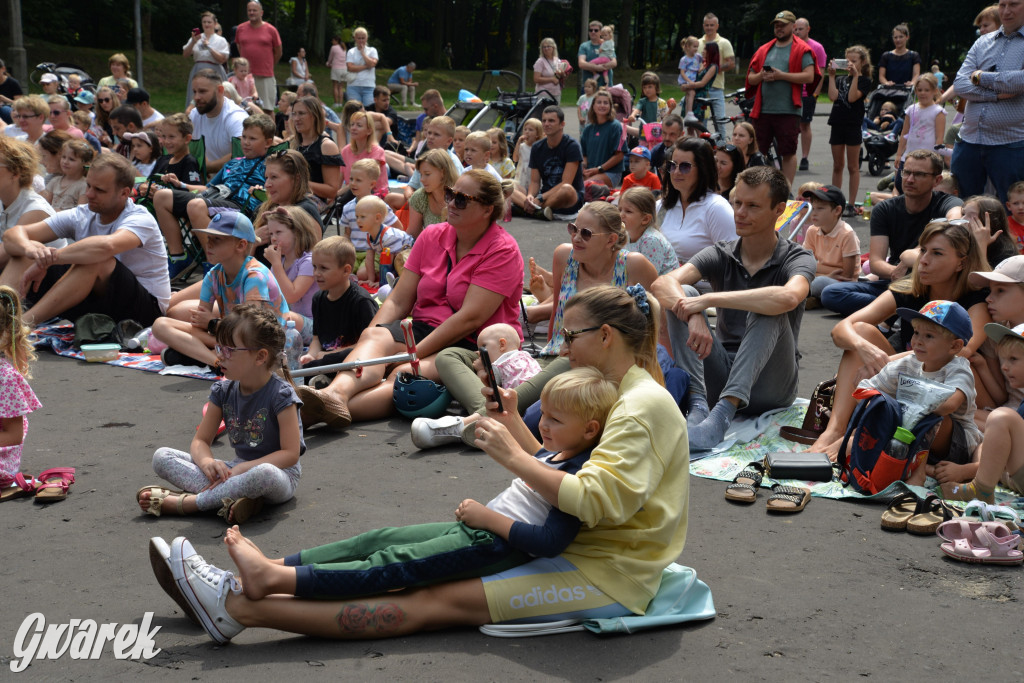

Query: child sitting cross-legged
<box><xmin>197</xmin><ymin>367</ymin><xmax>615</xmax><ymax>608</ymax></box>
<box><xmin>151</xmin><ymin>211</ymin><xmax>289</xmax><ymax>370</ymax></box>
<box><xmin>942</xmin><ymin>322</ymin><xmax>1024</xmax><ymax>503</ymax></box>
<box><xmin>412</xmin><ymin>322</ymin><xmax>541</xmax><ymax>450</ymax></box>
<box><xmin>800</xmin><ymin>184</ymin><xmax>861</xmax><ymax>307</ymax></box>
<box><xmin>855</xmin><ymin>301</ymin><xmax>982</xmax><ymax>486</ymax></box>
<box><xmin>355</xmin><ymin>195</ymin><xmax>414</xmax><ymax>285</ymax></box>
<box><xmin>619</xmin><ymin>146</ymin><xmax>662</xmax><ymax>194</ymax></box>
<box><xmin>139</xmin><ymin>303</ymin><xmax>303</xmax><ymax>525</ymax></box>
<box><xmin>297</xmin><ymin>236</ymin><xmax>379</xmax><ymax>379</ymax></box>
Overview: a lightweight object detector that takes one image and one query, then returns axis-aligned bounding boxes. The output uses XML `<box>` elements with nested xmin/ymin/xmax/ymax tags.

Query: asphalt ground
<box><xmin>2</xmin><ymin>105</ymin><xmax>1021</xmax><ymax>681</ymax></box>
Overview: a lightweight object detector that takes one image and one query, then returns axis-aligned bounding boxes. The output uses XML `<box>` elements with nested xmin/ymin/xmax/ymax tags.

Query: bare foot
<box><xmin>811</xmin><ymin>436</ymin><xmax>842</xmax><ymax>463</ymax></box>
<box><xmin>225</xmin><ymin>526</ymin><xmax>277</xmax><ymax>600</ymax></box>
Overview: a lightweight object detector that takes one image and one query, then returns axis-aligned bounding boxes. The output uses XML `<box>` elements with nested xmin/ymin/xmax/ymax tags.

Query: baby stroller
<box><xmin>861</xmin><ymin>85</ymin><xmax>912</xmax><ymax>176</ymax></box>
<box><xmin>31</xmin><ymin>62</ymin><xmax>96</xmax><ymax>94</ymax></box>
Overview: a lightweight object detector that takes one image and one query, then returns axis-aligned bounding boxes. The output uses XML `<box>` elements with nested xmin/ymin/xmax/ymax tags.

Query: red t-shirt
<box><xmin>621</xmin><ymin>171</ymin><xmax>662</xmax><ymax>193</ymax></box>
<box><xmin>234</xmin><ymin>22</ymin><xmax>281</xmax><ymax>77</ymax></box>
<box><xmin>1008</xmin><ymin>216</ymin><xmax>1024</xmax><ymax>254</ymax></box>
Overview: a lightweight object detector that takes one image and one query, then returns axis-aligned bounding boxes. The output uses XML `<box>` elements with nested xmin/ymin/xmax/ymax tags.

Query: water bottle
<box><xmin>284</xmin><ymin>320</ymin><xmax>303</xmax><ymax>371</ymax></box>
<box><xmin>125</xmin><ymin>327</ymin><xmax>151</xmax><ymax>352</ymax></box>
<box><xmin>862</xmin><ymin>191</ymin><xmax>872</xmax><ymax>220</ymax></box>
<box><xmin>887</xmin><ymin>426</ymin><xmax>914</xmax><ymax>463</ymax></box>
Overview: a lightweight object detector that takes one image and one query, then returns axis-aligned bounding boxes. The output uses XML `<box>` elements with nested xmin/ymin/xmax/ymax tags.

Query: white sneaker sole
<box><xmin>149</xmin><ymin>537</ymin><xmax>200</xmax><ymax>626</ymax></box>
<box><xmin>172</xmin><ymin>539</ymin><xmax>237</xmax><ymax>644</ymax></box>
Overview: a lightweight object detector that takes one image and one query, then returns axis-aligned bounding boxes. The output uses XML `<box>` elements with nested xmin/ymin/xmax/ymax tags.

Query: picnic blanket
<box><xmin>31</xmin><ymin>322</ymin><xmax>220</xmax><ymax>381</ymax></box>
<box><xmin>691</xmin><ymin>399</ymin><xmax>1023</xmax><ymax>509</ymax></box>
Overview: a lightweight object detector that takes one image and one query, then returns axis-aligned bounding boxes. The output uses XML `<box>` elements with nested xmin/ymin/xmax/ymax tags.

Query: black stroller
<box><xmin>861</xmin><ymin>85</ymin><xmax>913</xmax><ymax>176</ymax></box>
<box><xmin>31</xmin><ymin>62</ymin><xmax>96</xmax><ymax>95</ymax></box>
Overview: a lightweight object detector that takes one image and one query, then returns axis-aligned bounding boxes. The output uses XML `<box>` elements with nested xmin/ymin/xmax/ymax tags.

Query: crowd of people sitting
<box><xmin>1</xmin><ymin>4</ymin><xmax>1024</xmax><ymax>644</ymax></box>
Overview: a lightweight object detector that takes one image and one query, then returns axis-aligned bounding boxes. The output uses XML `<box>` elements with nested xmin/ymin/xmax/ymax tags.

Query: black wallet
<box><xmin>763</xmin><ymin>452</ymin><xmax>835</xmax><ymax>482</ymax></box>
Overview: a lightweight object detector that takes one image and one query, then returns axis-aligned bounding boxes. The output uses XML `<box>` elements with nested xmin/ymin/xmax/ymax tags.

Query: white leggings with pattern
<box><xmin>152</xmin><ymin>447</ymin><xmax>301</xmax><ymax>511</ymax></box>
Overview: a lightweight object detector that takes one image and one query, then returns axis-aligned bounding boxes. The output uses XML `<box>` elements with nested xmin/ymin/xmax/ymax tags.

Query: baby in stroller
<box><xmin>865</xmin><ymin>101</ymin><xmax>903</xmax><ymax>135</ymax></box>
<box><xmin>860</xmin><ymin>85</ymin><xmax>912</xmax><ymax>177</ymax></box>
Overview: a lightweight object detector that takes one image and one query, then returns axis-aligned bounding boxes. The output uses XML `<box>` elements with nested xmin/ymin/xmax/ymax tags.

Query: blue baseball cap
<box><xmin>628</xmin><ymin>145</ymin><xmax>651</xmax><ymax>161</ymax></box>
<box><xmin>192</xmin><ymin>211</ymin><xmax>256</xmax><ymax>243</ymax></box>
<box><xmin>896</xmin><ymin>300</ymin><xmax>972</xmax><ymax>343</ymax></box>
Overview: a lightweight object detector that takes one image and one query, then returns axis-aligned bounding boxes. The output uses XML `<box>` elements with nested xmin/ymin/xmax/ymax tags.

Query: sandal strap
<box><xmin>734</xmin><ymin>464</ymin><xmax>764</xmax><ymax>484</ymax></box>
<box><xmin>726</xmin><ymin>482</ymin><xmax>757</xmax><ymax>494</ymax></box>
<box><xmin>769</xmin><ymin>492</ymin><xmax>805</xmax><ymax>505</ymax></box>
<box><xmin>217</xmin><ymin>497</ymin><xmax>235</xmax><ymax>522</ymax></box>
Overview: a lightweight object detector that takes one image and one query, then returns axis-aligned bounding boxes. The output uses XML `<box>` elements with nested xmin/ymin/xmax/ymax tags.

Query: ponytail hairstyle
<box><xmin>565</xmin><ymin>284</ymin><xmax>664</xmax><ymax>385</ymax></box>
<box><xmin>215</xmin><ymin>303</ymin><xmax>293</xmax><ymax>386</ymax></box>
<box><xmin>0</xmin><ymin>286</ymin><xmax>36</xmax><ymax>378</ymax></box>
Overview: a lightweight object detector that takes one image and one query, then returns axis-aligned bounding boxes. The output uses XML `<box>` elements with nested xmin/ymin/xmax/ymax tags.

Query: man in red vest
<box><xmin>745</xmin><ymin>10</ymin><xmax>820</xmax><ymax>185</ymax></box>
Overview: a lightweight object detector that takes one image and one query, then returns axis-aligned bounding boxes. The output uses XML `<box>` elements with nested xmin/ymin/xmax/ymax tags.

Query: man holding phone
<box><xmin>745</xmin><ymin>10</ymin><xmax>819</xmax><ymax>185</ymax></box>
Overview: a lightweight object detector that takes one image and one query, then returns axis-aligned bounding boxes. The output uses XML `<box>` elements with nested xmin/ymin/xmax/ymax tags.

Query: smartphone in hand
<box><xmin>479</xmin><ymin>348</ymin><xmax>504</xmax><ymax>413</ymax></box>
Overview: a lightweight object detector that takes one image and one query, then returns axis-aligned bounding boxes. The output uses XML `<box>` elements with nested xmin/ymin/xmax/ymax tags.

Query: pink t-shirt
<box><xmin>403</xmin><ymin>221</ymin><xmax>524</xmax><ymax>342</ymax></box>
<box><xmin>326</xmin><ymin>44</ymin><xmax>347</xmax><ymax>69</ymax></box>
<box><xmin>229</xmin><ymin>74</ymin><xmax>256</xmax><ymax>99</ymax></box>
<box><xmin>234</xmin><ymin>21</ymin><xmax>281</xmax><ymax>77</ymax></box>
<box><xmin>341</xmin><ymin>144</ymin><xmax>388</xmax><ymax>194</ymax></box>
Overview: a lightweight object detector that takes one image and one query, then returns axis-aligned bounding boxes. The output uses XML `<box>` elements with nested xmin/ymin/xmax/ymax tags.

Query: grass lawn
<box><xmin>7</xmin><ymin>38</ymin><xmax>754</xmax><ymax>117</ymax></box>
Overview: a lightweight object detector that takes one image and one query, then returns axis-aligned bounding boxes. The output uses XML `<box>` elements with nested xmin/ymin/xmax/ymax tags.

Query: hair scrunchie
<box><xmin>626</xmin><ymin>284</ymin><xmax>651</xmax><ymax>317</ymax></box>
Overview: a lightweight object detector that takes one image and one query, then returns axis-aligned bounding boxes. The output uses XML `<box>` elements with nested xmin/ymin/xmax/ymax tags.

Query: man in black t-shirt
<box><xmin>510</xmin><ymin>105</ymin><xmax>584</xmax><ymax>219</ymax></box>
<box><xmin>0</xmin><ymin>59</ymin><xmax>23</xmax><ymax>125</ymax></box>
<box><xmin>821</xmin><ymin>149</ymin><xmax>962</xmax><ymax>316</ymax></box>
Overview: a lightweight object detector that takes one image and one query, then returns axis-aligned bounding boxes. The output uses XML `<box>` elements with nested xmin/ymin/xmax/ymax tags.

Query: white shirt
<box><xmin>0</xmin><ymin>188</ymin><xmax>66</xmax><ymax>249</ymax></box>
<box><xmin>142</xmin><ymin>110</ymin><xmax>164</xmax><ymax>128</ymax></box>
<box><xmin>658</xmin><ymin>192</ymin><xmax>736</xmax><ymax>263</ymax></box>
<box><xmin>183</xmin><ymin>33</ymin><xmax>230</xmax><ymax>65</ymax></box>
<box><xmin>346</xmin><ymin>46</ymin><xmax>379</xmax><ymax>88</ymax></box>
<box><xmin>46</xmin><ymin>200</ymin><xmax>171</xmax><ymax>311</ymax></box>
<box><xmin>189</xmin><ymin>99</ymin><xmax>247</xmax><ymax>163</ymax></box>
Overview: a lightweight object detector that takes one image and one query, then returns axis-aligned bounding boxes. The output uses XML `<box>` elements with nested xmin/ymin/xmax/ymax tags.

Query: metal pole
<box><xmin>7</xmin><ymin>0</ymin><xmax>28</xmax><ymax>85</ymax></box>
<box><xmin>134</xmin><ymin>0</ymin><xmax>144</xmax><ymax>87</ymax></box>
<box><xmin>522</xmin><ymin>0</ymin><xmax>543</xmax><ymax>87</ymax></box>
<box><xmin>290</xmin><ymin>353</ymin><xmax>415</xmax><ymax>378</ymax></box>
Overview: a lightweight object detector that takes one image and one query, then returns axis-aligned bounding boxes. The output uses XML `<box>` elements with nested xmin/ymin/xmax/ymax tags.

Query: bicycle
<box><xmin>691</xmin><ymin>88</ymin><xmax>781</xmax><ymax>170</ymax></box>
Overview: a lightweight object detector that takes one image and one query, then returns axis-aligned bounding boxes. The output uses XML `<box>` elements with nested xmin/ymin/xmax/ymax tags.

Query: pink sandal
<box><xmin>34</xmin><ymin>467</ymin><xmax>76</xmax><ymax>503</ymax></box>
<box><xmin>939</xmin><ymin>522</ymin><xmax>1023</xmax><ymax>565</ymax></box>
<box><xmin>1</xmin><ymin>473</ymin><xmax>40</xmax><ymax>502</ymax></box>
<box><xmin>200</xmin><ymin>402</ymin><xmax>227</xmax><ymax>440</ymax></box>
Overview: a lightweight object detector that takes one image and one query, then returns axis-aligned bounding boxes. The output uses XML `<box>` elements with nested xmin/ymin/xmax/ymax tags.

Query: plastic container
<box><xmin>81</xmin><ymin>343</ymin><xmax>121</xmax><ymax>362</ymax></box>
<box><xmin>284</xmin><ymin>320</ymin><xmax>303</xmax><ymax>371</ymax></box>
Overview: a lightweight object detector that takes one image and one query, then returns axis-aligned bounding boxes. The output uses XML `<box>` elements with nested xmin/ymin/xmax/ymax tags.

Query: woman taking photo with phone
<box><xmin>182</xmin><ymin>12</ymin><xmax>229</xmax><ymax>107</ymax></box>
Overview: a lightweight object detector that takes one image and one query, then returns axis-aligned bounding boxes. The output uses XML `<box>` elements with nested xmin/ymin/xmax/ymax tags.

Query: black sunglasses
<box><xmin>561</xmin><ymin>326</ymin><xmax>601</xmax><ymax>345</ymax></box>
<box><xmin>665</xmin><ymin>160</ymin><xmax>694</xmax><ymax>175</ymax></box>
<box><xmin>444</xmin><ymin>186</ymin><xmax>483</xmax><ymax>209</ymax></box>
<box><xmin>567</xmin><ymin>223</ymin><xmax>611</xmax><ymax>241</ymax></box>
<box><xmin>97</xmin><ymin>97</ymin><xmax>111</xmax><ymax>103</ymax></box>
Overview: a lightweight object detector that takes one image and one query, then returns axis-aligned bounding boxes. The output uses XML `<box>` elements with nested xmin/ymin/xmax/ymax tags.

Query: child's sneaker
<box><xmin>167</xmin><ymin>254</ymin><xmax>193</xmax><ymax>280</ymax></box>
<box><xmin>411</xmin><ymin>415</ymin><xmax>465</xmax><ymax>449</ymax></box>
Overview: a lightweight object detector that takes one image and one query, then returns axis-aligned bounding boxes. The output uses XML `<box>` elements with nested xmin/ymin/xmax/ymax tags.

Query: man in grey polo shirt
<box><xmin>653</xmin><ymin>166</ymin><xmax>816</xmax><ymax>450</ymax></box>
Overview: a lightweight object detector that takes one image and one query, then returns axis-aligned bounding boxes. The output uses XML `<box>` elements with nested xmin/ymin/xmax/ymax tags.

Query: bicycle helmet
<box><xmin>393</xmin><ymin>372</ymin><xmax>451</xmax><ymax>419</ymax></box>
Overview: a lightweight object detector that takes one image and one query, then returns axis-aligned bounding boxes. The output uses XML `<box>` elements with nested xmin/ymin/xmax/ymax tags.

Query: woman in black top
<box><xmin>878</xmin><ymin>24</ymin><xmax>921</xmax><ymax>86</ymax></box>
<box><xmin>289</xmin><ymin>97</ymin><xmax>342</xmax><ymax>208</ymax></box>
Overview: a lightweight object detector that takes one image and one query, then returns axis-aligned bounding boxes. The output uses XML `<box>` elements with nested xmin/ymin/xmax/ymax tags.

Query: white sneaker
<box><xmin>172</xmin><ymin>537</ymin><xmax>244</xmax><ymax>643</ymax></box>
<box><xmin>542</xmin><ymin>206</ymin><xmax>553</xmax><ymax>221</ymax></box>
<box><xmin>411</xmin><ymin>415</ymin><xmax>465</xmax><ymax>449</ymax></box>
<box><xmin>150</xmin><ymin>537</ymin><xmax>200</xmax><ymax>626</ymax></box>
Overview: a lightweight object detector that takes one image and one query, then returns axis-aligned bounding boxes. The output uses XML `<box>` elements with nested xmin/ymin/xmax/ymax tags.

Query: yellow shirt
<box><xmin>557</xmin><ymin>365</ymin><xmax>690</xmax><ymax>614</ymax></box>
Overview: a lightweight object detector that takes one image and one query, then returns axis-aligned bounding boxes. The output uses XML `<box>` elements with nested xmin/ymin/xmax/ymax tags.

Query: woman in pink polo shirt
<box><xmin>296</xmin><ymin>170</ymin><xmax>524</xmax><ymax>429</ymax></box>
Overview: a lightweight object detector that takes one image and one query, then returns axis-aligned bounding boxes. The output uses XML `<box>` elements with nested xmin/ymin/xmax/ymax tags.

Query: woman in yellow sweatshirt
<box><xmin>153</xmin><ymin>285</ymin><xmax>689</xmax><ymax>640</ymax></box>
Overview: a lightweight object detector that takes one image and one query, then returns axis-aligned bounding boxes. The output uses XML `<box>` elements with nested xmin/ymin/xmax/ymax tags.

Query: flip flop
<box><xmin>765</xmin><ymin>484</ymin><xmax>811</xmax><ymax>513</ymax></box>
<box><xmin>34</xmin><ymin>467</ymin><xmax>75</xmax><ymax>503</ymax></box>
<box><xmin>136</xmin><ymin>485</ymin><xmax>187</xmax><ymax>517</ymax></box>
<box><xmin>962</xmin><ymin>500</ymin><xmax>1020</xmax><ymax>531</ymax></box>
<box><xmin>0</xmin><ymin>474</ymin><xmax>40</xmax><ymax>502</ymax></box>
<box><xmin>880</xmin><ymin>492</ymin><xmax>922</xmax><ymax>531</ymax></box>
<box><xmin>906</xmin><ymin>495</ymin><xmax>958</xmax><ymax>535</ymax></box>
<box><xmin>724</xmin><ymin>461</ymin><xmax>765</xmax><ymax>504</ymax></box>
<box><xmin>940</xmin><ymin>525</ymin><xmax>1024</xmax><ymax>565</ymax></box>
<box><xmin>217</xmin><ymin>496</ymin><xmax>264</xmax><ymax>524</ymax></box>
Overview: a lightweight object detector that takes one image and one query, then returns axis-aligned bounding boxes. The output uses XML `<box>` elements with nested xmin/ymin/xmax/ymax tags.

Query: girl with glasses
<box><xmin>139</xmin><ymin>303</ymin><xmax>304</xmax><ymax>525</ymax></box>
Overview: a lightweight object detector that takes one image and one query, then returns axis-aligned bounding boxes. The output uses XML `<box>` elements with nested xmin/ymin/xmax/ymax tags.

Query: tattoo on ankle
<box><xmin>335</xmin><ymin>602</ymin><xmax>407</xmax><ymax>634</ymax></box>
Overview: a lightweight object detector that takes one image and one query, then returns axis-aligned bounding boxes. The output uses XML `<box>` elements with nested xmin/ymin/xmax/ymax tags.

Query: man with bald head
<box><xmin>233</xmin><ymin>1</ymin><xmax>281</xmax><ymax>112</ymax></box>
<box><xmin>793</xmin><ymin>18</ymin><xmax>827</xmax><ymax>172</ymax></box>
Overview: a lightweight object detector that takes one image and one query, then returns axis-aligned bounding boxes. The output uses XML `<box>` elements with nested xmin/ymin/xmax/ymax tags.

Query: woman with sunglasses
<box><xmin>421</xmin><ymin>201</ymin><xmax>658</xmax><ymax>449</ymax></box>
<box><xmin>657</xmin><ymin>138</ymin><xmax>735</xmax><ymax>271</ymax></box>
<box><xmin>715</xmin><ymin>144</ymin><xmax>745</xmax><ymax>199</ymax></box>
<box><xmin>152</xmin><ymin>285</ymin><xmax>690</xmax><ymax>644</ymax></box>
<box><xmin>580</xmin><ymin>91</ymin><xmax>624</xmax><ymax>187</ymax></box>
<box><xmin>288</xmin><ymin>97</ymin><xmax>342</xmax><ymax>208</ymax></box>
<box><xmin>93</xmin><ymin>87</ymin><xmax>120</xmax><ymax>148</ymax></box>
<box><xmin>808</xmin><ymin>221</ymin><xmax>992</xmax><ymax>460</ymax></box>
<box><xmin>296</xmin><ymin>170</ymin><xmax>523</xmax><ymax>429</ymax></box>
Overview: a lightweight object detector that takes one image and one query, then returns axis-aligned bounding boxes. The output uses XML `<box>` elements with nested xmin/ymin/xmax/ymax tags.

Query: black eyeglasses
<box><xmin>665</xmin><ymin>160</ymin><xmax>694</xmax><ymax>175</ymax></box>
<box><xmin>589</xmin><ymin>27</ymin><xmax>601</xmax><ymax>32</ymax></box>
<box><xmin>97</xmin><ymin>97</ymin><xmax>111</xmax><ymax>103</ymax></box>
<box><xmin>49</xmin><ymin>110</ymin><xmax>65</xmax><ymax>117</ymax></box>
<box><xmin>215</xmin><ymin>344</ymin><xmax>254</xmax><ymax>359</ymax></box>
<box><xmin>561</xmin><ymin>326</ymin><xmax>601</xmax><ymax>345</ymax></box>
<box><xmin>567</xmin><ymin>223</ymin><xmax>611</xmax><ymax>241</ymax></box>
<box><xmin>902</xmin><ymin>170</ymin><xmax>937</xmax><ymax>179</ymax></box>
<box><xmin>444</xmin><ymin>186</ymin><xmax>483</xmax><ymax>209</ymax></box>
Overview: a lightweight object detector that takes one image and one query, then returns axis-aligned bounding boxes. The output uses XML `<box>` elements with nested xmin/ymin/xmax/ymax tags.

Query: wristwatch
<box><xmin>207</xmin><ymin>318</ymin><xmax>221</xmax><ymax>335</ymax></box>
